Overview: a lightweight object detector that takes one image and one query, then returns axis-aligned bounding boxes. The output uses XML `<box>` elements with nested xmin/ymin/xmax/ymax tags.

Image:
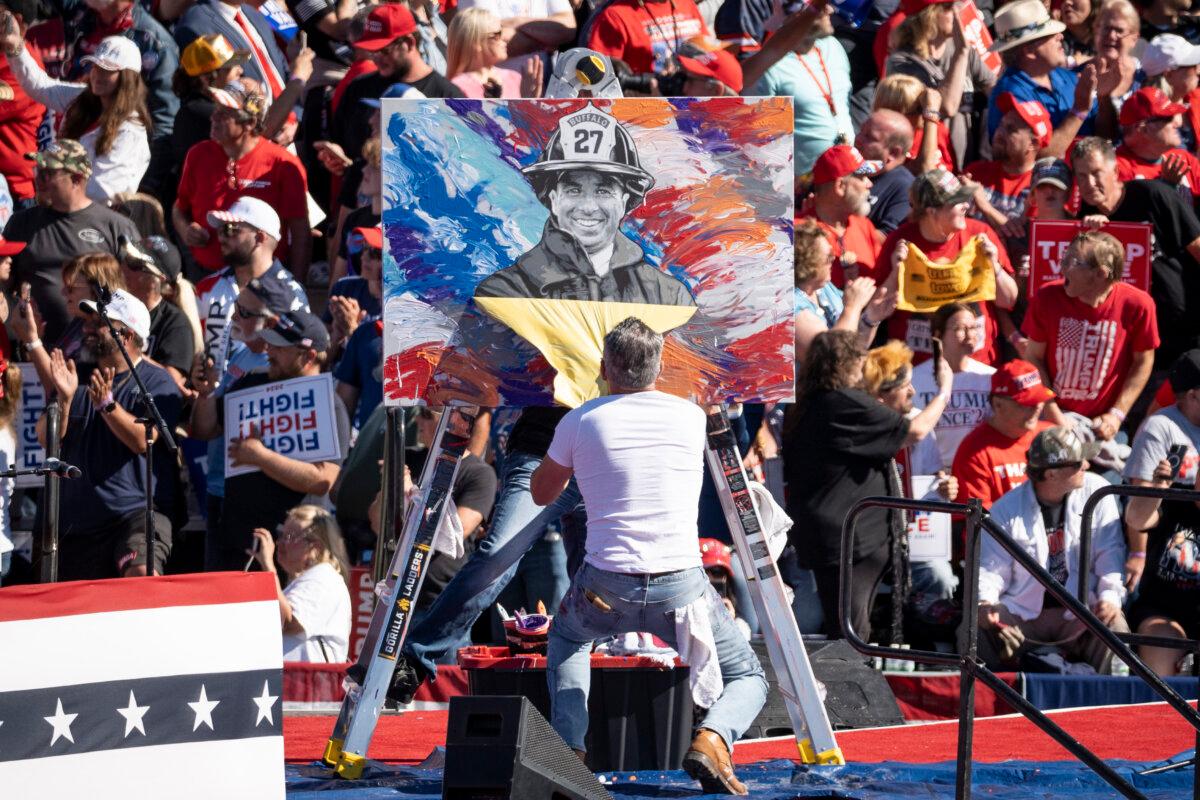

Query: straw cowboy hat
<box><xmin>989</xmin><ymin>0</ymin><xmax>1066</xmax><ymax>54</ymax></box>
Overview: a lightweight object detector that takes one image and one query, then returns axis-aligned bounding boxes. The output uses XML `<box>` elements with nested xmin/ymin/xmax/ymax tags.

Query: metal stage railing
<box><xmin>840</xmin><ymin>495</ymin><xmax>1200</xmax><ymax>800</ymax></box>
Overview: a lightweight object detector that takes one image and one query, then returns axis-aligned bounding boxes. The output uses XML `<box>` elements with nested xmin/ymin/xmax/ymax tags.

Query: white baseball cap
<box><xmin>1142</xmin><ymin>34</ymin><xmax>1200</xmax><ymax>78</ymax></box>
<box><xmin>207</xmin><ymin>196</ymin><xmax>281</xmax><ymax>242</ymax></box>
<box><xmin>81</xmin><ymin>36</ymin><xmax>142</xmax><ymax>73</ymax></box>
<box><xmin>79</xmin><ymin>289</ymin><xmax>151</xmax><ymax>341</ymax></box>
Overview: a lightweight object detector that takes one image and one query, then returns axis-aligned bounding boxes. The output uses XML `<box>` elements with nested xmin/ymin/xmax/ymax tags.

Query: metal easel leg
<box><xmin>325</xmin><ymin>405</ymin><xmax>477</xmax><ymax>778</ymax></box>
<box><xmin>703</xmin><ymin>405</ymin><xmax>843</xmax><ymax>765</ymax></box>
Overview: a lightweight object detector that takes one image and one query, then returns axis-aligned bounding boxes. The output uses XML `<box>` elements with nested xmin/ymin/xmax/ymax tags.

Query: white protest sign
<box><xmin>16</xmin><ymin>363</ymin><xmax>46</xmax><ymax>489</ymax></box>
<box><xmin>908</xmin><ymin>475</ymin><xmax>952</xmax><ymax>562</ymax></box>
<box><xmin>224</xmin><ymin>373</ymin><xmax>339</xmax><ymax>478</ymax></box>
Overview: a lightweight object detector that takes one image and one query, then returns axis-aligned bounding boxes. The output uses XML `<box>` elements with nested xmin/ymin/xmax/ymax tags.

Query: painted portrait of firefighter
<box><xmin>473</xmin><ymin>104</ymin><xmax>695</xmax><ymax>307</ymax></box>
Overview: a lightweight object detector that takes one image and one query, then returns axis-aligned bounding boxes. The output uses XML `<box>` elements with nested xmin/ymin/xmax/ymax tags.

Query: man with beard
<box><xmin>192</xmin><ymin>196</ymin><xmax>307</xmax><ymax>569</ymax></box>
<box><xmin>799</xmin><ymin>144</ymin><xmax>885</xmax><ymax>285</ymax></box>
<box><xmin>744</xmin><ymin>0</ymin><xmax>853</xmax><ymax>177</ymax></box>
<box><xmin>965</xmin><ymin>93</ymin><xmax>1047</xmax><ymax>235</ymax></box>
<box><xmin>205</xmin><ymin>309</ymin><xmax>350</xmax><ymax>570</ymax></box>
<box><xmin>4</xmin><ymin>140</ymin><xmax>139</xmax><ymax>343</ymax></box>
<box><xmin>331</xmin><ymin>4</ymin><xmax>462</xmax><ymax>183</ymax></box>
<box><xmin>38</xmin><ymin>289</ymin><xmax>181</xmax><ymax>580</ymax></box>
<box><xmin>1115</xmin><ymin>87</ymin><xmax>1200</xmax><ymax>205</ymax></box>
<box><xmin>1073</xmin><ymin>135</ymin><xmax>1200</xmax><ymax>367</ymax></box>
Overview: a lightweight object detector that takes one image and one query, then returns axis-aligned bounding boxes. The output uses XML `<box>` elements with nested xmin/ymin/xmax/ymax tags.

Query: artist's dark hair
<box><xmin>603</xmin><ymin>317</ymin><xmax>662</xmax><ymax>389</ymax></box>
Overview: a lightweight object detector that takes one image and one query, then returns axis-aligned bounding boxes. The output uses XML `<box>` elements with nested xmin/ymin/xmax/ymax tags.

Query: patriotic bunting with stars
<box><xmin>0</xmin><ymin>572</ymin><xmax>284</xmax><ymax>799</ymax></box>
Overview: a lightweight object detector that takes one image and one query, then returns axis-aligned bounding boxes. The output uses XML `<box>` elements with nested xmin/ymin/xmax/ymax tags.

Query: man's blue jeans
<box><xmin>404</xmin><ymin>451</ymin><xmax>582</xmax><ymax>674</ymax></box>
<box><xmin>547</xmin><ymin>562</ymin><xmax>767</xmax><ymax>753</ymax></box>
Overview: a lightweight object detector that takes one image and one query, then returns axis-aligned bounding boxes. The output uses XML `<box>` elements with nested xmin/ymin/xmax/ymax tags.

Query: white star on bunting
<box><xmin>45</xmin><ymin>698</ymin><xmax>78</xmax><ymax>746</ymax></box>
<box><xmin>117</xmin><ymin>690</ymin><xmax>150</xmax><ymax>737</ymax></box>
<box><xmin>188</xmin><ymin>685</ymin><xmax>219</xmax><ymax>731</ymax></box>
<box><xmin>252</xmin><ymin>680</ymin><xmax>278</xmax><ymax>727</ymax></box>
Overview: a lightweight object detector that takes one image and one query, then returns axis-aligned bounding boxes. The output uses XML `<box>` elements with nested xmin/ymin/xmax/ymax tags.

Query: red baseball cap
<box><xmin>812</xmin><ymin>144</ymin><xmax>881</xmax><ymax>187</ymax></box>
<box><xmin>353</xmin><ymin>226</ymin><xmax>383</xmax><ymax>249</ymax></box>
<box><xmin>997</xmin><ymin>92</ymin><xmax>1052</xmax><ymax>149</ymax></box>
<box><xmin>355</xmin><ymin>4</ymin><xmax>417</xmax><ymax>51</ymax></box>
<box><xmin>676</xmin><ymin>37</ymin><xmax>744</xmax><ymax>94</ymax></box>
<box><xmin>900</xmin><ymin>0</ymin><xmax>955</xmax><ymax>15</ymax></box>
<box><xmin>1119</xmin><ymin>87</ymin><xmax>1187</xmax><ymax>127</ymax></box>
<box><xmin>991</xmin><ymin>359</ymin><xmax>1055</xmax><ymax>406</ymax></box>
<box><xmin>0</xmin><ymin>235</ymin><xmax>25</xmax><ymax>257</ymax></box>
<box><xmin>699</xmin><ymin>538</ymin><xmax>733</xmax><ymax>576</ymax></box>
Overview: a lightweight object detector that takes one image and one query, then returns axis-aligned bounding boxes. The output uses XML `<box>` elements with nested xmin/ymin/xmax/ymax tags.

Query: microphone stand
<box><xmin>35</xmin><ymin>404</ymin><xmax>61</xmax><ymax>583</ymax></box>
<box><xmin>93</xmin><ymin>287</ymin><xmax>178</xmax><ymax>577</ymax></box>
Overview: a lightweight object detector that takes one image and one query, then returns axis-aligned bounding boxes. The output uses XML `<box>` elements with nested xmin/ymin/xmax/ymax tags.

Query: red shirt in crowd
<box><xmin>586</xmin><ymin>0</ymin><xmax>708</xmax><ymax>75</ymax></box>
<box><xmin>952</xmin><ymin>419</ymin><xmax>1054</xmax><ymax>510</ymax></box>
<box><xmin>963</xmin><ymin>159</ymin><xmax>1032</xmax><ymax>222</ymax></box>
<box><xmin>1114</xmin><ymin>144</ymin><xmax>1200</xmax><ymax>200</ymax></box>
<box><xmin>878</xmin><ymin>218</ymin><xmax>1014</xmax><ymax>365</ymax></box>
<box><xmin>0</xmin><ymin>45</ymin><xmax>47</xmax><ymax>200</ymax></box>
<box><xmin>1022</xmin><ymin>279</ymin><xmax>1160</xmax><ymax>419</ymax></box>
<box><xmin>908</xmin><ymin>122</ymin><xmax>955</xmax><ymax>172</ymax></box>
<box><xmin>175</xmin><ymin>138</ymin><xmax>309</xmax><ymax>271</ymax></box>
<box><xmin>796</xmin><ymin>212</ymin><xmax>882</xmax><ymax>286</ymax></box>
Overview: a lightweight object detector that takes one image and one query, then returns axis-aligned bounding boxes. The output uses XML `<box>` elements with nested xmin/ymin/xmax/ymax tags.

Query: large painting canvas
<box><xmin>380</xmin><ymin>96</ymin><xmax>794</xmax><ymax>408</ymax></box>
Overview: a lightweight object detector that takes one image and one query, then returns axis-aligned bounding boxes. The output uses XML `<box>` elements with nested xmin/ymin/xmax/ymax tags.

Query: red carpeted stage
<box><xmin>283</xmin><ymin>700</ymin><xmax>1198</xmax><ymax>767</ymax></box>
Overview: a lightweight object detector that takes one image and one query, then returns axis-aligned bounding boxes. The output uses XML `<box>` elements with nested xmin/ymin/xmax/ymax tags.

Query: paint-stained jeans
<box><xmin>547</xmin><ymin>562</ymin><xmax>767</xmax><ymax>753</ymax></box>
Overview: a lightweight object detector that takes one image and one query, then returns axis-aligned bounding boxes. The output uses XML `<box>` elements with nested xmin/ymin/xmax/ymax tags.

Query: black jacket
<box><xmin>474</xmin><ymin>221</ymin><xmax>695</xmax><ymax>305</ymax></box>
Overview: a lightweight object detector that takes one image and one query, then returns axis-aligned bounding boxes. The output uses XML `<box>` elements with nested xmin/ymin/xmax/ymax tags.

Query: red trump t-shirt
<box><xmin>175</xmin><ymin>138</ymin><xmax>308</xmax><ymax>271</ymax></box>
<box><xmin>1022</xmin><ymin>279</ymin><xmax>1159</xmax><ymax>419</ymax></box>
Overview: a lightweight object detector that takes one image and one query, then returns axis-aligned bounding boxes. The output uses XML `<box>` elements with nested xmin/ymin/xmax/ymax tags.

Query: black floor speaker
<box><xmin>742</xmin><ymin>639</ymin><xmax>904</xmax><ymax>738</ymax></box>
<box><xmin>443</xmin><ymin>695</ymin><xmax>614</xmax><ymax>800</ymax></box>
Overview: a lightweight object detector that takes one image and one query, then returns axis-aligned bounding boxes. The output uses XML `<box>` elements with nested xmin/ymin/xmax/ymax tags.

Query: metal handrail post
<box><xmin>954</xmin><ymin>499</ymin><xmax>984</xmax><ymax>800</ymax></box>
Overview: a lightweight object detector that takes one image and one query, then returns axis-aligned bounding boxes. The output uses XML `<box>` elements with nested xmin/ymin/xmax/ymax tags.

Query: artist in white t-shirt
<box><xmin>910</xmin><ymin>302</ymin><xmax>996</xmax><ymax>472</ymax></box>
<box><xmin>249</xmin><ymin>504</ymin><xmax>352</xmax><ymax>663</ymax></box>
<box><xmin>531</xmin><ymin>317</ymin><xmax>766</xmax><ymax>796</ymax></box>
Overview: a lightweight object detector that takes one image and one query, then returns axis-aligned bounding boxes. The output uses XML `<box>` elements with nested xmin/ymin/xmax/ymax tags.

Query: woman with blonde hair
<box><xmin>446</xmin><ymin>7</ymin><xmax>542</xmax><ymax>98</ymax></box>
<box><xmin>250</xmin><ymin>505</ymin><xmax>352</xmax><ymax>663</ymax></box>
<box><xmin>0</xmin><ymin>25</ymin><xmax>151</xmax><ymax>203</ymax></box>
<box><xmin>874</xmin><ymin>73</ymin><xmax>956</xmax><ymax>174</ymax></box>
<box><xmin>885</xmin><ymin>0</ymin><xmax>995</xmax><ymax>166</ymax></box>
<box><xmin>0</xmin><ymin>363</ymin><xmax>21</xmax><ymax>586</ymax></box>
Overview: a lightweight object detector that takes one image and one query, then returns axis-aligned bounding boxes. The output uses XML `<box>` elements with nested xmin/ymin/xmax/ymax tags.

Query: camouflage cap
<box><xmin>26</xmin><ymin>139</ymin><xmax>92</xmax><ymax>178</ymax></box>
<box><xmin>1027</xmin><ymin>426</ymin><xmax>1102</xmax><ymax>470</ymax></box>
<box><xmin>911</xmin><ymin>168</ymin><xmax>974</xmax><ymax>210</ymax></box>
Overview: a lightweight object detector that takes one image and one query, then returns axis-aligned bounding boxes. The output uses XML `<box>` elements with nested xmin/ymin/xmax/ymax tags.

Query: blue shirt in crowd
<box><xmin>987</xmin><ymin>66</ymin><xmax>1096</xmax><ymax>138</ymax></box>
<box><xmin>333</xmin><ymin>317</ymin><xmax>384</xmax><ymax>430</ymax></box>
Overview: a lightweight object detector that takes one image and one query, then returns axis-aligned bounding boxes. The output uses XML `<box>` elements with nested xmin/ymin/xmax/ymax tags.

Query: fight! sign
<box><xmin>15</xmin><ymin>363</ymin><xmax>46</xmax><ymax>489</ymax></box>
<box><xmin>224</xmin><ymin>373</ymin><xmax>340</xmax><ymax>478</ymax></box>
<box><xmin>1028</xmin><ymin>220</ymin><xmax>1152</xmax><ymax>294</ymax></box>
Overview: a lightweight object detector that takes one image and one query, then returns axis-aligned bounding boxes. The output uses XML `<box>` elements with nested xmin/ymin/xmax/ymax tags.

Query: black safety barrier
<box><xmin>840</xmin><ymin>496</ymin><xmax>1200</xmax><ymax>800</ymax></box>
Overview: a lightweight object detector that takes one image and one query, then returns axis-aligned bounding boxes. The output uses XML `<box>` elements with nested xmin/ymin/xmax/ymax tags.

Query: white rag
<box><xmin>747</xmin><ymin>479</ymin><xmax>792</xmax><ymax>561</ymax></box>
<box><xmin>674</xmin><ymin>590</ymin><xmax>723</xmax><ymax>709</ymax></box>
<box><xmin>429</xmin><ymin>495</ymin><xmax>465</xmax><ymax>559</ymax></box>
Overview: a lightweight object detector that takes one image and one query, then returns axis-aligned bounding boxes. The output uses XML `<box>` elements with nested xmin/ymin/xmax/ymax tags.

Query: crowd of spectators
<box><xmin>0</xmin><ymin>0</ymin><xmax>1196</xmax><ymax>684</ymax></box>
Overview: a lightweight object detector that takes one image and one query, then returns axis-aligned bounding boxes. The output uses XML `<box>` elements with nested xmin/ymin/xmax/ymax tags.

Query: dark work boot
<box><xmin>683</xmin><ymin>728</ymin><xmax>748</xmax><ymax>795</ymax></box>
